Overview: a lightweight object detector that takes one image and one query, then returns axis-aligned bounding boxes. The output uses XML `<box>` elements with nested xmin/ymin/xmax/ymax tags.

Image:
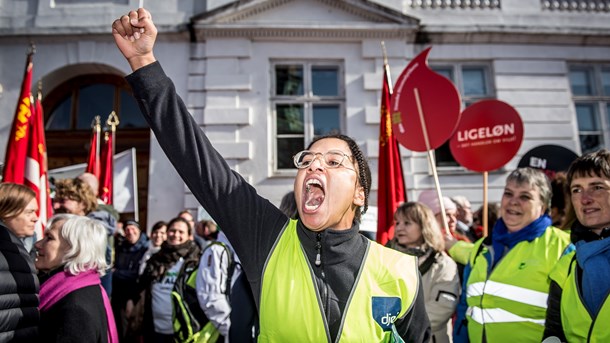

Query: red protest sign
<box><xmin>450</xmin><ymin>99</ymin><xmax>523</xmax><ymax>172</ymax></box>
<box><xmin>391</xmin><ymin>47</ymin><xmax>461</xmax><ymax>152</ymax></box>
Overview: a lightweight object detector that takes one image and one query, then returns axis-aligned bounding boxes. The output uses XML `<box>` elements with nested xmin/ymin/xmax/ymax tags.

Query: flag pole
<box><xmin>106</xmin><ymin>111</ymin><xmax>119</xmax><ymax>156</ymax></box>
<box><xmin>28</xmin><ymin>42</ymin><xmax>36</xmax><ymax>57</ymax></box>
<box><xmin>93</xmin><ymin>116</ymin><xmax>101</xmax><ymax>172</ymax></box>
<box><xmin>414</xmin><ymin>88</ymin><xmax>451</xmax><ymax>236</ymax></box>
<box><xmin>101</xmin><ymin>111</ymin><xmax>119</xmax><ymax>205</ymax></box>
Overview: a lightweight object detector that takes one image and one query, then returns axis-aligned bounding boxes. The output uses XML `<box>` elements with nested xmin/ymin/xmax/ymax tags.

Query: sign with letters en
<box><xmin>517</xmin><ymin>145</ymin><xmax>579</xmax><ymax>179</ymax></box>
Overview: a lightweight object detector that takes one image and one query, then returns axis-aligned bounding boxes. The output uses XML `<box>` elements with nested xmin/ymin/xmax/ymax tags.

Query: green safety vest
<box><xmin>550</xmin><ymin>252</ymin><xmax>610</xmax><ymax>342</ymax></box>
<box><xmin>172</xmin><ymin>242</ymin><xmax>234</xmax><ymax>343</ymax></box>
<box><xmin>258</xmin><ymin>220</ymin><xmax>419</xmax><ymax>342</ymax></box>
<box><xmin>465</xmin><ymin>226</ymin><xmax>571</xmax><ymax>343</ymax></box>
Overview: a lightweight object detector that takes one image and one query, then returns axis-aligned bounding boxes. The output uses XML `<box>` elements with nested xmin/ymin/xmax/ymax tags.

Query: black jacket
<box><xmin>0</xmin><ymin>222</ymin><xmax>39</xmax><ymax>342</ymax></box>
<box><xmin>127</xmin><ymin>62</ymin><xmax>431</xmax><ymax>342</ymax></box>
<box><xmin>113</xmin><ymin>233</ymin><xmax>149</xmax><ymax>283</ymax></box>
<box><xmin>39</xmin><ymin>285</ymin><xmax>108</xmax><ymax>343</ymax></box>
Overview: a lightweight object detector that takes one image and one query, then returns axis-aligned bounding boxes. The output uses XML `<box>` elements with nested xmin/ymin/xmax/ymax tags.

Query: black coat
<box><xmin>39</xmin><ymin>285</ymin><xmax>108</xmax><ymax>343</ymax></box>
<box><xmin>0</xmin><ymin>222</ymin><xmax>39</xmax><ymax>342</ymax></box>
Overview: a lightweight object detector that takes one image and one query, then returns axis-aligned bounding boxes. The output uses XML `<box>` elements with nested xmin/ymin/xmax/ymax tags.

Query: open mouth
<box><xmin>304</xmin><ymin>179</ymin><xmax>325</xmax><ymax>212</ymax></box>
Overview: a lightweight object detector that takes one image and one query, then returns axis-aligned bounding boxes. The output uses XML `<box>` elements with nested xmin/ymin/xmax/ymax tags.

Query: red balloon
<box><xmin>391</xmin><ymin>47</ymin><xmax>462</xmax><ymax>152</ymax></box>
<box><xmin>450</xmin><ymin>100</ymin><xmax>524</xmax><ymax>172</ymax></box>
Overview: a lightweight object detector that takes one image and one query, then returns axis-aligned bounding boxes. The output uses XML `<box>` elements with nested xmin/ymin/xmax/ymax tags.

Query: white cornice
<box><xmin>419</xmin><ymin>29</ymin><xmax>610</xmax><ymax>45</ymax></box>
<box><xmin>193</xmin><ymin>0</ymin><xmax>419</xmax><ymax>25</ymax></box>
<box><xmin>194</xmin><ymin>26</ymin><xmax>416</xmax><ymax>40</ymax></box>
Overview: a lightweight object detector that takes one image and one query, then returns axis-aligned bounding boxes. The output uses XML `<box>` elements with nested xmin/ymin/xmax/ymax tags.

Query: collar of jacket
<box><xmin>571</xmin><ymin>221</ymin><xmax>610</xmax><ymax>243</ymax></box>
<box><xmin>296</xmin><ymin>220</ymin><xmax>366</xmax><ymax>266</ymax></box>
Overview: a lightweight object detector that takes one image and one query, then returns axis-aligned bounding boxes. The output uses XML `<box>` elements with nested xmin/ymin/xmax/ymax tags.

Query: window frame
<box><xmin>271</xmin><ymin>60</ymin><xmax>346</xmax><ymax>175</ymax></box>
<box><xmin>569</xmin><ymin>64</ymin><xmax>610</xmax><ymax>154</ymax></box>
<box><xmin>43</xmin><ymin>74</ymin><xmax>146</xmax><ymax>131</ymax></box>
<box><xmin>429</xmin><ymin>62</ymin><xmax>495</xmax><ymax>173</ymax></box>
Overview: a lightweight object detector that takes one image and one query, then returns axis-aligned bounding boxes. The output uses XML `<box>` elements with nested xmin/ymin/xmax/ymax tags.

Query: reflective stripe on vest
<box><xmin>258</xmin><ymin>220</ymin><xmax>419</xmax><ymax>342</ymax></box>
<box><xmin>467</xmin><ymin>280</ymin><xmax>548</xmax><ymax>308</ymax></box>
<box><xmin>468</xmin><ymin>307</ymin><xmax>545</xmax><ymax>325</ymax></box>
<box><xmin>558</xmin><ymin>253</ymin><xmax>610</xmax><ymax>342</ymax></box>
<box><xmin>465</xmin><ymin>227</ymin><xmax>571</xmax><ymax>343</ymax></box>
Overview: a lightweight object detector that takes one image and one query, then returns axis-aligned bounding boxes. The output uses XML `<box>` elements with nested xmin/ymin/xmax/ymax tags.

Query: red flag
<box><xmin>3</xmin><ymin>53</ymin><xmax>34</xmax><ymax>184</ymax></box>
<box><xmin>3</xmin><ymin>51</ymin><xmax>53</xmax><ymax>237</ymax></box>
<box><xmin>25</xmin><ymin>90</ymin><xmax>53</xmax><ymax>237</ymax></box>
<box><xmin>377</xmin><ymin>62</ymin><xmax>406</xmax><ymax>245</ymax></box>
<box><xmin>99</xmin><ymin>132</ymin><xmax>113</xmax><ymax>204</ymax></box>
<box><xmin>85</xmin><ymin>116</ymin><xmax>101</xmax><ymax>179</ymax></box>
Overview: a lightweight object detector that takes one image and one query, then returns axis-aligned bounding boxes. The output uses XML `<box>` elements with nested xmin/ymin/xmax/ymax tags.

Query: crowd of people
<box><xmin>0</xmin><ymin>6</ymin><xmax>609</xmax><ymax>343</ymax></box>
<box><xmin>0</xmin><ymin>174</ymin><xmax>260</xmax><ymax>342</ymax></box>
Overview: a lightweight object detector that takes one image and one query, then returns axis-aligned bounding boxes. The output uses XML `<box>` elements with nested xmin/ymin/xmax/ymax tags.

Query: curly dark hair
<box><xmin>53</xmin><ymin>177</ymin><xmax>98</xmax><ymax>214</ymax></box>
<box><xmin>307</xmin><ymin>134</ymin><xmax>372</xmax><ymax>222</ymax></box>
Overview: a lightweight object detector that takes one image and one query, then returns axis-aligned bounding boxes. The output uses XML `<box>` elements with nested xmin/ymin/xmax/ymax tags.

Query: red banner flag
<box><xmin>99</xmin><ymin>132</ymin><xmax>113</xmax><ymax>204</ymax></box>
<box><xmin>3</xmin><ymin>53</ymin><xmax>34</xmax><ymax>184</ymax></box>
<box><xmin>377</xmin><ymin>62</ymin><xmax>406</xmax><ymax>245</ymax></box>
<box><xmin>3</xmin><ymin>50</ymin><xmax>53</xmax><ymax>237</ymax></box>
<box><xmin>25</xmin><ymin>90</ymin><xmax>53</xmax><ymax>237</ymax></box>
<box><xmin>85</xmin><ymin>116</ymin><xmax>101</xmax><ymax>179</ymax></box>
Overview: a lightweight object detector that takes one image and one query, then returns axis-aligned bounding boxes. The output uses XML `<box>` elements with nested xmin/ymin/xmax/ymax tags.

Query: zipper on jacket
<box><xmin>316</xmin><ymin>233</ymin><xmax>325</xmax><ymax>280</ymax></box>
<box><xmin>315</xmin><ymin>233</ymin><xmax>322</xmax><ymax>267</ymax></box>
<box><xmin>314</xmin><ymin>232</ymin><xmax>330</xmax><ymax>330</ymax></box>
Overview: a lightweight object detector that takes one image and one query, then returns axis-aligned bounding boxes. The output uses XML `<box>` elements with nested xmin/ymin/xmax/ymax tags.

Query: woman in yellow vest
<box><xmin>543</xmin><ymin>149</ymin><xmax>610</xmax><ymax>342</ymax></box>
<box><xmin>453</xmin><ymin>168</ymin><xmax>572</xmax><ymax>343</ymax></box>
<box><xmin>111</xmin><ymin>8</ymin><xmax>431</xmax><ymax>342</ymax></box>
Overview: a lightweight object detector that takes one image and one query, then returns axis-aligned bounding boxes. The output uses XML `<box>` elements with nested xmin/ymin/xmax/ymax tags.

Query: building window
<box><xmin>44</xmin><ymin>74</ymin><xmax>146</xmax><ymax>131</ymax></box>
<box><xmin>569</xmin><ymin>65</ymin><xmax>610</xmax><ymax>154</ymax></box>
<box><xmin>430</xmin><ymin>64</ymin><xmax>494</xmax><ymax>168</ymax></box>
<box><xmin>272</xmin><ymin>62</ymin><xmax>345</xmax><ymax>171</ymax></box>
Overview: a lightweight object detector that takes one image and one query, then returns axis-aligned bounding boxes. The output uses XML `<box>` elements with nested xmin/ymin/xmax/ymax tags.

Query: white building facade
<box><xmin>1</xmin><ymin>0</ymin><xmax>609</xmax><ymax>229</ymax></box>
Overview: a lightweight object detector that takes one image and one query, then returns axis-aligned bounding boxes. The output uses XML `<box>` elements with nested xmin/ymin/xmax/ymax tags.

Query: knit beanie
<box><xmin>417</xmin><ymin>189</ymin><xmax>457</xmax><ymax>215</ymax></box>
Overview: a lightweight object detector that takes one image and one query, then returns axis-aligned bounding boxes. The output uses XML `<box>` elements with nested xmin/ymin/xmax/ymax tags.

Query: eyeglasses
<box><xmin>293</xmin><ymin>150</ymin><xmax>354</xmax><ymax>170</ymax></box>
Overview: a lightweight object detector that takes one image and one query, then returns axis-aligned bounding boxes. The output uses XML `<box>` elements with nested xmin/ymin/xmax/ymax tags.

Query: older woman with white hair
<box><xmin>35</xmin><ymin>214</ymin><xmax>118</xmax><ymax>343</ymax></box>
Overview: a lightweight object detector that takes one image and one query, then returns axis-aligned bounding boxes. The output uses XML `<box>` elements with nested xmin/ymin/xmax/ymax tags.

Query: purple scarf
<box><xmin>39</xmin><ymin>269</ymin><xmax>118</xmax><ymax>343</ymax></box>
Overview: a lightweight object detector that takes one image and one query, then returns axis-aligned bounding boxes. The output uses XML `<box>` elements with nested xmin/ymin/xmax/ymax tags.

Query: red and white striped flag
<box><xmin>3</xmin><ymin>51</ymin><xmax>53</xmax><ymax>237</ymax></box>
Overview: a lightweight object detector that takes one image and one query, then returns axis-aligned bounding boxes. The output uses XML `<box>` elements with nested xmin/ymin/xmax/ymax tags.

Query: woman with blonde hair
<box><xmin>387</xmin><ymin>201</ymin><xmax>461</xmax><ymax>343</ymax></box>
<box><xmin>35</xmin><ymin>214</ymin><xmax>118</xmax><ymax>342</ymax></box>
<box><xmin>0</xmin><ymin>182</ymin><xmax>40</xmax><ymax>341</ymax></box>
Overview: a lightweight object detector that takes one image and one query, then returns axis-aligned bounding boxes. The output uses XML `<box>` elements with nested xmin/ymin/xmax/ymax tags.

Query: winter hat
<box><xmin>417</xmin><ymin>189</ymin><xmax>457</xmax><ymax>215</ymax></box>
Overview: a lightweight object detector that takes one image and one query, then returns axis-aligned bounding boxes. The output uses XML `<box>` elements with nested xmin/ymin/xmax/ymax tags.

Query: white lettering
<box><xmin>381</xmin><ymin>313</ymin><xmax>397</xmax><ymax>325</ymax></box>
<box><xmin>457</xmin><ymin>123</ymin><xmax>515</xmax><ymax>143</ymax></box>
<box><xmin>530</xmin><ymin>157</ymin><xmax>547</xmax><ymax>169</ymax></box>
